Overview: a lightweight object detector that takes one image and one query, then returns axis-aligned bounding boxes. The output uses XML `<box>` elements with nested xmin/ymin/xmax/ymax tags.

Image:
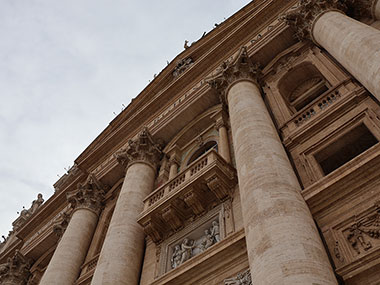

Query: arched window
<box><xmin>187</xmin><ymin>141</ymin><xmax>217</xmax><ymax>166</ymax></box>
<box><xmin>278</xmin><ymin>62</ymin><xmax>329</xmax><ymax>111</ymax></box>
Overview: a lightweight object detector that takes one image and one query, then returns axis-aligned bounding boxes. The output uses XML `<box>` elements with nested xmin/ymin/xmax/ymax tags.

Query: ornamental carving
<box><xmin>173</xmin><ymin>57</ymin><xmax>194</xmax><ymax>78</ymax></box>
<box><xmin>224</xmin><ymin>269</ymin><xmax>252</xmax><ymax>285</ymax></box>
<box><xmin>169</xmin><ymin>220</ymin><xmax>220</xmax><ymax>270</ymax></box>
<box><xmin>206</xmin><ymin>46</ymin><xmax>261</xmax><ymax>103</ymax></box>
<box><xmin>115</xmin><ymin>127</ymin><xmax>163</xmax><ymax>170</ymax></box>
<box><xmin>0</xmin><ymin>250</ymin><xmax>31</xmax><ymax>285</ymax></box>
<box><xmin>345</xmin><ymin>202</ymin><xmax>380</xmax><ymax>254</ymax></box>
<box><xmin>66</xmin><ymin>174</ymin><xmax>106</xmax><ymax>215</ymax></box>
<box><xmin>284</xmin><ymin>0</ymin><xmax>347</xmax><ymax>41</ymax></box>
<box><xmin>52</xmin><ymin>210</ymin><xmax>71</xmax><ymax>238</ymax></box>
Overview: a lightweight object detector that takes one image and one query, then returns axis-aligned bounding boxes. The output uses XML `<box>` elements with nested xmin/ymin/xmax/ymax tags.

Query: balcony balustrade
<box><xmin>138</xmin><ymin>149</ymin><xmax>237</xmax><ymax>243</ymax></box>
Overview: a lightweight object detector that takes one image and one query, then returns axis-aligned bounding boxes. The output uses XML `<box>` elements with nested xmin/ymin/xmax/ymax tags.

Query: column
<box><xmin>215</xmin><ymin>114</ymin><xmax>231</xmax><ymax>163</ymax></box>
<box><xmin>40</xmin><ymin>175</ymin><xmax>105</xmax><ymax>285</ymax></box>
<box><xmin>91</xmin><ymin>128</ymin><xmax>162</xmax><ymax>285</ymax></box>
<box><xmin>0</xmin><ymin>250</ymin><xmax>31</xmax><ymax>285</ymax></box>
<box><xmin>168</xmin><ymin>155</ymin><xmax>179</xmax><ymax>180</ymax></box>
<box><xmin>286</xmin><ymin>0</ymin><xmax>380</xmax><ymax>101</ymax></box>
<box><xmin>208</xmin><ymin>47</ymin><xmax>337</xmax><ymax>284</ymax></box>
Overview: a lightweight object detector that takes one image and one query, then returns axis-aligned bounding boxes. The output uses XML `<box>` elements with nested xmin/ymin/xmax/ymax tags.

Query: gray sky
<box><xmin>0</xmin><ymin>1</ymin><xmax>251</xmax><ymax>237</ymax></box>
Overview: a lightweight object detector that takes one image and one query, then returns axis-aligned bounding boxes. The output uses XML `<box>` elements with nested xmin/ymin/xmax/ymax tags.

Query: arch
<box><xmin>278</xmin><ymin>62</ymin><xmax>329</xmax><ymax>111</ymax></box>
<box><xmin>186</xmin><ymin>140</ymin><xmax>218</xmax><ymax>166</ymax></box>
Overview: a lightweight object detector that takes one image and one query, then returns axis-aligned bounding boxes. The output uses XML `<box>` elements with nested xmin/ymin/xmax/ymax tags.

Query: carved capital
<box><xmin>284</xmin><ymin>0</ymin><xmax>347</xmax><ymax>42</ymax></box>
<box><xmin>52</xmin><ymin>211</ymin><xmax>71</xmax><ymax>238</ymax></box>
<box><xmin>115</xmin><ymin>127</ymin><xmax>163</xmax><ymax>171</ymax></box>
<box><xmin>206</xmin><ymin>47</ymin><xmax>261</xmax><ymax>104</ymax></box>
<box><xmin>0</xmin><ymin>250</ymin><xmax>31</xmax><ymax>285</ymax></box>
<box><xmin>66</xmin><ymin>174</ymin><xmax>106</xmax><ymax>216</ymax></box>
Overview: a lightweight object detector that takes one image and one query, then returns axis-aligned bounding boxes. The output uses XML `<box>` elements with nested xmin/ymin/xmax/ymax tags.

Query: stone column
<box><xmin>215</xmin><ymin>114</ymin><xmax>231</xmax><ymax>163</ymax></box>
<box><xmin>286</xmin><ymin>0</ymin><xmax>380</xmax><ymax>101</ymax></box>
<box><xmin>91</xmin><ymin>128</ymin><xmax>162</xmax><ymax>285</ymax></box>
<box><xmin>208</xmin><ymin>47</ymin><xmax>337</xmax><ymax>284</ymax></box>
<box><xmin>168</xmin><ymin>156</ymin><xmax>179</xmax><ymax>180</ymax></box>
<box><xmin>0</xmin><ymin>250</ymin><xmax>31</xmax><ymax>285</ymax></box>
<box><xmin>40</xmin><ymin>175</ymin><xmax>105</xmax><ymax>285</ymax></box>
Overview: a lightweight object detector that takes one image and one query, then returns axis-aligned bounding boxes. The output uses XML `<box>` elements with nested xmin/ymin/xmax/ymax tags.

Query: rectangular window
<box><xmin>314</xmin><ymin>124</ymin><xmax>378</xmax><ymax>175</ymax></box>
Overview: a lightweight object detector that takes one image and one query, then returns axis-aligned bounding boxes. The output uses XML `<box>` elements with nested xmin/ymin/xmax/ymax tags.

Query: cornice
<box><xmin>73</xmin><ymin>0</ymin><xmax>294</xmax><ymax>174</ymax></box>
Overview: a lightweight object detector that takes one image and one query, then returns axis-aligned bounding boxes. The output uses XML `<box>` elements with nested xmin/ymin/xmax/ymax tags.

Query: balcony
<box><xmin>138</xmin><ymin>149</ymin><xmax>237</xmax><ymax>243</ymax></box>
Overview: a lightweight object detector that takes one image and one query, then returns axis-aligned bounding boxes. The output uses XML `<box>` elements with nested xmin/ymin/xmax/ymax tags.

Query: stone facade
<box><xmin>1</xmin><ymin>0</ymin><xmax>380</xmax><ymax>284</ymax></box>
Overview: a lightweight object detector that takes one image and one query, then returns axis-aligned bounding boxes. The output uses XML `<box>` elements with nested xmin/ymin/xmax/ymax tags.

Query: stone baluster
<box><xmin>208</xmin><ymin>47</ymin><xmax>337</xmax><ymax>284</ymax></box>
<box><xmin>285</xmin><ymin>0</ymin><xmax>380</xmax><ymax>101</ymax></box>
<box><xmin>0</xmin><ymin>250</ymin><xmax>31</xmax><ymax>285</ymax></box>
<box><xmin>214</xmin><ymin>112</ymin><xmax>232</xmax><ymax>163</ymax></box>
<box><xmin>91</xmin><ymin>128</ymin><xmax>162</xmax><ymax>285</ymax></box>
<box><xmin>40</xmin><ymin>174</ymin><xmax>105</xmax><ymax>285</ymax></box>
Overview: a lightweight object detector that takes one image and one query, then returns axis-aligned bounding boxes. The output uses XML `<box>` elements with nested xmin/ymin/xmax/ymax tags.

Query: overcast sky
<box><xmin>0</xmin><ymin>0</ymin><xmax>251</xmax><ymax>237</ymax></box>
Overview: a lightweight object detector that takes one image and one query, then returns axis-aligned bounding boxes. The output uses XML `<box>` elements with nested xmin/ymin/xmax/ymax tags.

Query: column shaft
<box><xmin>169</xmin><ymin>162</ymin><xmax>178</xmax><ymax>180</ymax></box>
<box><xmin>312</xmin><ymin>11</ymin><xmax>380</xmax><ymax>100</ymax></box>
<box><xmin>91</xmin><ymin>163</ymin><xmax>155</xmax><ymax>285</ymax></box>
<box><xmin>40</xmin><ymin>209</ymin><xmax>98</xmax><ymax>285</ymax></box>
<box><xmin>218</xmin><ymin>125</ymin><xmax>231</xmax><ymax>163</ymax></box>
<box><xmin>375</xmin><ymin>0</ymin><xmax>380</xmax><ymax>20</ymax></box>
<box><xmin>228</xmin><ymin>80</ymin><xmax>337</xmax><ymax>284</ymax></box>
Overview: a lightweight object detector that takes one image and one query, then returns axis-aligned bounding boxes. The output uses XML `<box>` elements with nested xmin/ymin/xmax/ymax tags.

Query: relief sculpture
<box><xmin>170</xmin><ymin>220</ymin><xmax>220</xmax><ymax>269</ymax></box>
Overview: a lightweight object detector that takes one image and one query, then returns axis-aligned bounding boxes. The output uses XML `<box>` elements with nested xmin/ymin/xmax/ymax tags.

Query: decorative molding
<box><xmin>334</xmin><ymin>241</ymin><xmax>345</xmax><ymax>263</ymax></box>
<box><xmin>52</xmin><ymin>210</ymin><xmax>71</xmax><ymax>238</ymax></box>
<box><xmin>0</xmin><ymin>250</ymin><xmax>32</xmax><ymax>285</ymax></box>
<box><xmin>114</xmin><ymin>127</ymin><xmax>163</xmax><ymax>171</ymax></box>
<box><xmin>224</xmin><ymin>269</ymin><xmax>252</xmax><ymax>285</ymax></box>
<box><xmin>66</xmin><ymin>174</ymin><xmax>106</xmax><ymax>216</ymax></box>
<box><xmin>283</xmin><ymin>0</ymin><xmax>347</xmax><ymax>42</ymax></box>
<box><xmin>206</xmin><ymin>46</ymin><xmax>261</xmax><ymax>104</ymax></box>
<box><xmin>173</xmin><ymin>57</ymin><xmax>194</xmax><ymax>78</ymax></box>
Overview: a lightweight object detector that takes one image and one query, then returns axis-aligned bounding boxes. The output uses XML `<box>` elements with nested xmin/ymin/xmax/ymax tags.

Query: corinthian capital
<box><xmin>0</xmin><ymin>250</ymin><xmax>31</xmax><ymax>285</ymax></box>
<box><xmin>284</xmin><ymin>0</ymin><xmax>347</xmax><ymax>41</ymax></box>
<box><xmin>115</xmin><ymin>127</ymin><xmax>163</xmax><ymax>171</ymax></box>
<box><xmin>206</xmin><ymin>47</ymin><xmax>261</xmax><ymax>104</ymax></box>
<box><xmin>66</xmin><ymin>174</ymin><xmax>106</xmax><ymax>215</ymax></box>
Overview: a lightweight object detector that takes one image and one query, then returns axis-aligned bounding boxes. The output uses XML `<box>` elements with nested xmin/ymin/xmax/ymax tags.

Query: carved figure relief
<box><xmin>344</xmin><ymin>202</ymin><xmax>380</xmax><ymax>254</ymax></box>
<box><xmin>224</xmin><ymin>269</ymin><xmax>252</xmax><ymax>285</ymax></box>
<box><xmin>169</xmin><ymin>220</ymin><xmax>221</xmax><ymax>270</ymax></box>
<box><xmin>0</xmin><ymin>250</ymin><xmax>31</xmax><ymax>285</ymax></box>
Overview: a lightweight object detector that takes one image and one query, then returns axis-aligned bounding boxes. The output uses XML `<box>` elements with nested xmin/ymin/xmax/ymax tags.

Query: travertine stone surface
<box><xmin>227</xmin><ymin>80</ymin><xmax>337</xmax><ymax>284</ymax></box>
<box><xmin>217</xmin><ymin>123</ymin><xmax>232</xmax><ymax>163</ymax></box>
<box><xmin>313</xmin><ymin>11</ymin><xmax>380</xmax><ymax>100</ymax></box>
<box><xmin>91</xmin><ymin>163</ymin><xmax>156</xmax><ymax>285</ymax></box>
<box><xmin>168</xmin><ymin>160</ymin><xmax>178</xmax><ymax>180</ymax></box>
<box><xmin>39</xmin><ymin>209</ymin><xmax>98</xmax><ymax>285</ymax></box>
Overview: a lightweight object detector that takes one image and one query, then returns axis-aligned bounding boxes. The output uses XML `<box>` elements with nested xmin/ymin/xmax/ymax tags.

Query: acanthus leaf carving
<box><xmin>66</xmin><ymin>174</ymin><xmax>106</xmax><ymax>216</ymax></box>
<box><xmin>283</xmin><ymin>0</ymin><xmax>347</xmax><ymax>41</ymax></box>
<box><xmin>115</xmin><ymin>127</ymin><xmax>163</xmax><ymax>171</ymax></box>
<box><xmin>206</xmin><ymin>46</ymin><xmax>261</xmax><ymax>104</ymax></box>
<box><xmin>0</xmin><ymin>250</ymin><xmax>32</xmax><ymax>285</ymax></box>
<box><xmin>52</xmin><ymin>210</ymin><xmax>72</xmax><ymax>238</ymax></box>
